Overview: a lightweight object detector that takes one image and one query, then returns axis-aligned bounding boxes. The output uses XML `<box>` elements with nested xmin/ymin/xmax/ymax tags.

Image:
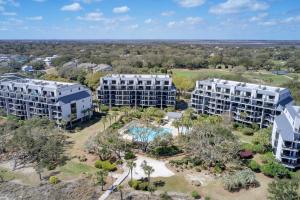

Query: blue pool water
<box><xmin>127</xmin><ymin>126</ymin><xmax>172</xmax><ymax>141</ymax></box>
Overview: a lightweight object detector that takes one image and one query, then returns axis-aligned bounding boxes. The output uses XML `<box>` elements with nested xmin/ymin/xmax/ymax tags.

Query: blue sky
<box><xmin>0</xmin><ymin>0</ymin><xmax>300</xmax><ymax>39</ymax></box>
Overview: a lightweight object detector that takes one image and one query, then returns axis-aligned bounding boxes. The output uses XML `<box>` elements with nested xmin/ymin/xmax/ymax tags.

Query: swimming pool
<box><xmin>127</xmin><ymin>126</ymin><xmax>172</xmax><ymax>141</ymax></box>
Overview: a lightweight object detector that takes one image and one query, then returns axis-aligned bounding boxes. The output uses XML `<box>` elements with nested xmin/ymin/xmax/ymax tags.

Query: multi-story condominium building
<box><xmin>272</xmin><ymin>105</ymin><xmax>300</xmax><ymax>169</ymax></box>
<box><xmin>0</xmin><ymin>74</ymin><xmax>92</xmax><ymax>125</ymax></box>
<box><xmin>191</xmin><ymin>79</ymin><xmax>293</xmax><ymax>128</ymax></box>
<box><xmin>97</xmin><ymin>74</ymin><xmax>176</xmax><ymax>108</ymax></box>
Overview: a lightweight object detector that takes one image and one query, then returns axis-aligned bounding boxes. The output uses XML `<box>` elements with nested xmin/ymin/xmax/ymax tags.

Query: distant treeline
<box><xmin>1</xmin><ymin>41</ymin><xmax>300</xmax><ymax>73</ymax></box>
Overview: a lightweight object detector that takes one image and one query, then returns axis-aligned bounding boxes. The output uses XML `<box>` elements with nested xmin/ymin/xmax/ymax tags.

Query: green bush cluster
<box><xmin>248</xmin><ymin>160</ymin><xmax>261</xmax><ymax>172</ymax></box>
<box><xmin>95</xmin><ymin>160</ymin><xmax>117</xmax><ymax>171</ymax></box>
<box><xmin>151</xmin><ymin>145</ymin><xmax>182</xmax><ymax>157</ymax></box>
<box><xmin>241</xmin><ymin>143</ymin><xmax>267</xmax><ymax>154</ymax></box>
<box><xmin>256</xmin><ymin>152</ymin><xmax>291</xmax><ymax>178</ymax></box>
<box><xmin>49</xmin><ymin>176</ymin><xmax>59</xmax><ymax>185</ymax></box>
<box><xmin>128</xmin><ymin>179</ymin><xmax>151</xmax><ymax>191</ymax></box>
<box><xmin>124</xmin><ymin>151</ymin><xmax>136</xmax><ymax>160</ymax></box>
<box><xmin>241</xmin><ymin>127</ymin><xmax>255</xmax><ymax>136</ymax></box>
<box><xmin>191</xmin><ymin>191</ymin><xmax>201</xmax><ymax>199</ymax></box>
<box><xmin>111</xmin><ymin>121</ymin><xmax>124</xmax><ymax>129</ymax></box>
<box><xmin>169</xmin><ymin>157</ymin><xmax>203</xmax><ymax>168</ymax></box>
<box><xmin>261</xmin><ymin>162</ymin><xmax>290</xmax><ymax>178</ymax></box>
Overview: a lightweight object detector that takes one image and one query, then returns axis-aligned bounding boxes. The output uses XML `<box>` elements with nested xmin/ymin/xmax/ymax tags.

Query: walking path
<box><xmin>98</xmin><ymin>167</ymin><xmax>129</xmax><ymax>200</ymax></box>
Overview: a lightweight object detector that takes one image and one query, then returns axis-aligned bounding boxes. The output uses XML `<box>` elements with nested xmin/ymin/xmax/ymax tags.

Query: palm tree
<box><xmin>117</xmin><ymin>185</ymin><xmax>124</xmax><ymax>200</ymax></box>
<box><xmin>141</xmin><ymin>160</ymin><xmax>155</xmax><ymax>184</ymax></box>
<box><xmin>121</xmin><ymin>106</ymin><xmax>130</xmax><ymax>117</ymax></box>
<box><xmin>126</xmin><ymin>160</ymin><xmax>136</xmax><ymax>182</ymax></box>
<box><xmin>96</xmin><ymin>169</ymin><xmax>108</xmax><ymax>191</ymax></box>
<box><xmin>172</xmin><ymin>120</ymin><xmax>181</xmax><ymax>135</ymax></box>
<box><xmin>111</xmin><ymin>111</ymin><xmax>117</xmax><ymax>122</ymax></box>
<box><xmin>102</xmin><ymin>117</ymin><xmax>108</xmax><ymax>131</ymax></box>
<box><xmin>108</xmin><ymin>114</ymin><xmax>112</xmax><ymax>126</ymax></box>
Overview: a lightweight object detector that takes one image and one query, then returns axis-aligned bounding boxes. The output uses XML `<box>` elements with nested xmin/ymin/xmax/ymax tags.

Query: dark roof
<box><xmin>58</xmin><ymin>91</ymin><xmax>90</xmax><ymax>104</ymax></box>
<box><xmin>275</xmin><ymin>114</ymin><xmax>294</xmax><ymax>141</ymax></box>
<box><xmin>277</xmin><ymin>96</ymin><xmax>294</xmax><ymax>111</ymax></box>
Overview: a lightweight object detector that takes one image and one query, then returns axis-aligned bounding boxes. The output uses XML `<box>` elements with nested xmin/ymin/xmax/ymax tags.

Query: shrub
<box><xmin>101</xmin><ymin>161</ymin><xmax>117</xmax><ymax>171</ymax></box>
<box><xmin>160</xmin><ymin>192</ymin><xmax>172</xmax><ymax>200</ymax></box>
<box><xmin>223</xmin><ymin>169</ymin><xmax>259</xmax><ymax>192</ymax></box>
<box><xmin>49</xmin><ymin>176</ymin><xmax>59</xmax><ymax>185</ymax></box>
<box><xmin>261</xmin><ymin>152</ymin><xmax>275</xmax><ymax>164</ymax></box>
<box><xmin>111</xmin><ymin>122</ymin><xmax>124</xmax><ymax>129</ymax></box>
<box><xmin>124</xmin><ymin>151</ymin><xmax>136</xmax><ymax>160</ymax></box>
<box><xmin>239</xmin><ymin>151</ymin><xmax>253</xmax><ymax>159</ymax></box>
<box><xmin>138</xmin><ymin>182</ymin><xmax>149</xmax><ymax>191</ymax></box>
<box><xmin>100</xmin><ymin>105</ymin><xmax>109</xmax><ymax>112</ymax></box>
<box><xmin>261</xmin><ymin>162</ymin><xmax>290</xmax><ymax>178</ymax></box>
<box><xmin>95</xmin><ymin>160</ymin><xmax>102</xmax><ymax>169</ymax></box>
<box><xmin>248</xmin><ymin>160</ymin><xmax>261</xmax><ymax>172</ymax></box>
<box><xmin>151</xmin><ymin>145</ymin><xmax>182</xmax><ymax>157</ymax></box>
<box><xmin>94</xmin><ymin>160</ymin><xmax>117</xmax><ymax>171</ymax></box>
<box><xmin>128</xmin><ymin>179</ymin><xmax>142</xmax><ymax>190</ymax></box>
<box><xmin>252</xmin><ymin>144</ymin><xmax>266</xmax><ymax>154</ymax></box>
<box><xmin>204</xmin><ymin>197</ymin><xmax>211</xmax><ymax>200</ymax></box>
<box><xmin>111</xmin><ymin>107</ymin><xmax>120</xmax><ymax>111</ymax></box>
<box><xmin>242</xmin><ymin>127</ymin><xmax>255</xmax><ymax>136</ymax></box>
<box><xmin>191</xmin><ymin>191</ymin><xmax>201</xmax><ymax>199</ymax></box>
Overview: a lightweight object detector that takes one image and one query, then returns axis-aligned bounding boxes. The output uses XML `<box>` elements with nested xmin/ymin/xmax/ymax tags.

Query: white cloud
<box><xmin>113</xmin><ymin>6</ymin><xmax>130</xmax><ymax>14</ymax></box>
<box><xmin>79</xmin><ymin>0</ymin><xmax>102</xmax><ymax>3</ymax></box>
<box><xmin>167</xmin><ymin>21</ymin><xmax>176</xmax><ymax>28</ymax></box>
<box><xmin>210</xmin><ymin>0</ymin><xmax>269</xmax><ymax>14</ymax></box>
<box><xmin>77</xmin><ymin>12</ymin><xmax>104</xmax><ymax>21</ymax></box>
<box><xmin>26</xmin><ymin>16</ymin><xmax>43</xmax><ymax>20</ymax></box>
<box><xmin>144</xmin><ymin>18</ymin><xmax>153</xmax><ymax>24</ymax></box>
<box><xmin>185</xmin><ymin>17</ymin><xmax>203</xmax><ymax>24</ymax></box>
<box><xmin>161</xmin><ymin>11</ymin><xmax>175</xmax><ymax>16</ymax></box>
<box><xmin>61</xmin><ymin>3</ymin><xmax>82</xmax><ymax>11</ymax></box>
<box><xmin>33</xmin><ymin>0</ymin><xmax>47</xmax><ymax>2</ymax></box>
<box><xmin>176</xmin><ymin>0</ymin><xmax>205</xmax><ymax>8</ymax></box>
<box><xmin>282</xmin><ymin>15</ymin><xmax>300</xmax><ymax>23</ymax></box>
<box><xmin>129</xmin><ymin>24</ymin><xmax>139</xmax><ymax>29</ymax></box>
<box><xmin>258</xmin><ymin>20</ymin><xmax>277</xmax><ymax>26</ymax></box>
<box><xmin>2</xmin><ymin>11</ymin><xmax>16</xmax><ymax>16</ymax></box>
<box><xmin>249</xmin><ymin>12</ymin><xmax>268</xmax><ymax>22</ymax></box>
<box><xmin>167</xmin><ymin>17</ymin><xmax>203</xmax><ymax>28</ymax></box>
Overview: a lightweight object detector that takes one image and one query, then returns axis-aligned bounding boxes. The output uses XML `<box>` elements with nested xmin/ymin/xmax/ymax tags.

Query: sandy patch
<box><xmin>131</xmin><ymin>155</ymin><xmax>174</xmax><ymax>179</ymax></box>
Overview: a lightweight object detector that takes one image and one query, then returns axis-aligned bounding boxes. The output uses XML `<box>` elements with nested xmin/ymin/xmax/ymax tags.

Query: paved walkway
<box><xmin>98</xmin><ymin>167</ymin><xmax>129</xmax><ymax>200</ymax></box>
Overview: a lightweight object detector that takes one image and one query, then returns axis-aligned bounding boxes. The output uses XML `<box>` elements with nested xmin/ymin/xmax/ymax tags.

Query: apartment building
<box><xmin>272</xmin><ymin>105</ymin><xmax>300</xmax><ymax>169</ymax></box>
<box><xmin>0</xmin><ymin>74</ymin><xmax>92</xmax><ymax>125</ymax></box>
<box><xmin>191</xmin><ymin>79</ymin><xmax>293</xmax><ymax>128</ymax></box>
<box><xmin>97</xmin><ymin>74</ymin><xmax>176</xmax><ymax>108</ymax></box>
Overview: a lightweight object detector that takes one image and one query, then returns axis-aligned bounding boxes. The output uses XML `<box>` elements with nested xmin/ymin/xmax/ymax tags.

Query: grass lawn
<box><xmin>233</xmin><ymin>130</ymin><xmax>254</xmax><ymax>144</ymax></box>
<box><xmin>153</xmin><ymin>175</ymin><xmax>198</xmax><ymax>194</ymax></box>
<box><xmin>58</xmin><ymin>161</ymin><xmax>98</xmax><ymax>179</ymax></box>
<box><xmin>172</xmin><ymin>68</ymin><xmax>231</xmax><ymax>81</ymax></box>
<box><xmin>200</xmin><ymin>173</ymin><xmax>273</xmax><ymax>200</ymax></box>
<box><xmin>0</xmin><ymin>167</ymin><xmax>16</xmax><ymax>181</ymax></box>
<box><xmin>172</xmin><ymin>68</ymin><xmax>293</xmax><ymax>87</ymax></box>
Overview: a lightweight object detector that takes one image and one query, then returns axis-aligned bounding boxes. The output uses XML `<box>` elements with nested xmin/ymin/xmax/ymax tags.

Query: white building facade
<box><xmin>191</xmin><ymin>79</ymin><xmax>293</xmax><ymax>128</ymax></box>
<box><xmin>97</xmin><ymin>74</ymin><xmax>176</xmax><ymax>109</ymax></box>
<box><xmin>272</xmin><ymin>105</ymin><xmax>300</xmax><ymax>169</ymax></box>
<box><xmin>0</xmin><ymin>74</ymin><xmax>92</xmax><ymax>125</ymax></box>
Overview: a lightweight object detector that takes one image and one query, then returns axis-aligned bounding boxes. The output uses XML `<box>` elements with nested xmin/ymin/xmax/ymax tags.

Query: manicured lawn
<box><xmin>172</xmin><ymin>68</ymin><xmax>293</xmax><ymax>86</ymax></box>
<box><xmin>153</xmin><ymin>175</ymin><xmax>197</xmax><ymax>193</ymax></box>
<box><xmin>58</xmin><ymin>161</ymin><xmax>98</xmax><ymax>179</ymax></box>
<box><xmin>172</xmin><ymin>69</ymin><xmax>231</xmax><ymax>81</ymax></box>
